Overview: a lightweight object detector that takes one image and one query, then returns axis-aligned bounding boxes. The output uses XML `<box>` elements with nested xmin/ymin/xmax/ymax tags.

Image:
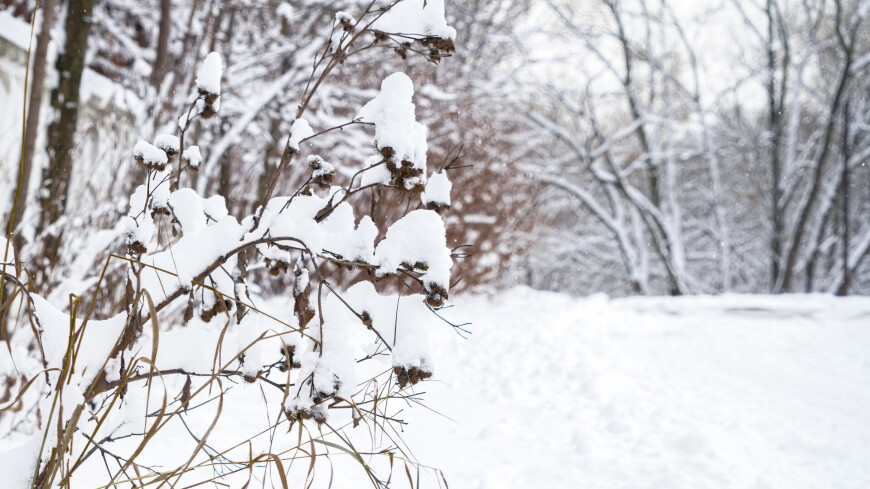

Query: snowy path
<box><xmin>405</xmin><ymin>288</ymin><xmax>870</xmax><ymax>489</ymax></box>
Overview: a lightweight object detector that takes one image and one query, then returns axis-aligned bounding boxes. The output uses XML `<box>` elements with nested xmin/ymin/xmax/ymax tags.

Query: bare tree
<box><xmin>520</xmin><ymin>0</ymin><xmax>870</xmax><ymax>295</ymax></box>
<box><xmin>524</xmin><ymin>0</ymin><xmax>720</xmax><ymax>295</ymax></box>
<box><xmin>730</xmin><ymin>0</ymin><xmax>869</xmax><ymax>292</ymax></box>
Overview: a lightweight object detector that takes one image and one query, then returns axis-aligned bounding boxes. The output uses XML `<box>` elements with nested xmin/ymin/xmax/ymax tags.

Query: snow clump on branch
<box><xmin>357</xmin><ymin>72</ymin><xmax>428</xmax><ymax>191</ymax></box>
<box><xmin>153</xmin><ymin>134</ymin><xmax>180</xmax><ymax>157</ymax></box>
<box><xmin>373</xmin><ymin>0</ymin><xmax>456</xmax><ymax>41</ymax></box>
<box><xmin>195</xmin><ymin>51</ymin><xmax>222</xmax><ymax>117</ymax></box>
<box><xmin>195</xmin><ymin>51</ymin><xmax>222</xmax><ymax>96</ymax></box>
<box><xmin>132</xmin><ymin>140</ymin><xmax>168</xmax><ymax>170</ymax></box>
<box><xmin>3</xmin><ymin>0</ymin><xmax>469</xmax><ymax>479</ymax></box>
<box><xmin>422</xmin><ymin>170</ymin><xmax>452</xmax><ymax>212</ymax></box>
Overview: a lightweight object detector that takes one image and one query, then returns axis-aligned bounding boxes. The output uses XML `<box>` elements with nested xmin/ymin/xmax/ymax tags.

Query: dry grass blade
<box><xmin>439</xmin><ymin>469</ymin><xmax>450</xmax><ymax>489</ymax></box>
<box><xmin>158</xmin><ymin>378</ymin><xmax>224</xmax><ymax>489</ymax></box>
<box><xmin>2</xmin><ymin>4</ymin><xmax>467</xmax><ymax>486</ymax></box>
<box><xmin>250</xmin><ymin>453</ymin><xmax>290</xmax><ymax>489</ymax></box>
<box><xmin>240</xmin><ymin>442</ymin><xmax>254</xmax><ymax>489</ymax></box>
<box><xmin>0</xmin><ymin>283</ymin><xmax>23</xmax><ymax>355</ymax></box>
<box><xmin>1</xmin><ymin>0</ymin><xmax>37</xmax><ymax>335</ymax></box>
<box><xmin>141</xmin><ymin>290</ymin><xmax>160</xmax><ymax>428</ymax></box>
<box><xmin>106</xmin><ymin>377</ymin><xmax>168</xmax><ymax>487</ymax></box>
<box><xmin>404</xmin><ymin>462</ymin><xmax>415</xmax><ymax>488</ymax></box>
<box><xmin>313</xmin><ymin>437</ymin><xmax>379</xmax><ymax>488</ymax></box>
<box><xmin>0</xmin><ymin>368</ymin><xmax>58</xmax><ymax>412</ymax></box>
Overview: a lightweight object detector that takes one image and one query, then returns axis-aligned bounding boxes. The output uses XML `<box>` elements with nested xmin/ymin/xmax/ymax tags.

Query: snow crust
<box><xmin>168</xmin><ymin>188</ymin><xmax>207</xmax><ymax>232</ymax></box>
<box><xmin>400</xmin><ymin>289</ymin><xmax>870</xmax><ymax>489</ymax></box>
<box><xmin>6</xmin><ymin>291</ymin><xmax>869</xmax><ymax>489</ymax></box>
<box><xmin>320</xmin><ymin>202</ymin><xmax>377</xmax><ymax>263</ymax></box>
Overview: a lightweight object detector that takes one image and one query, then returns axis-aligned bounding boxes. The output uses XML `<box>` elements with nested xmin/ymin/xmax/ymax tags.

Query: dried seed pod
<box><xmin>150</xmin><ymin>206</ymin><xmax>171</xmax><ymax>219</ymax></box>
<box><xmin>200</xmin><ymin>103</ymin><xmax>218</xmax><ymax>119</ymax></box>
<box><xmin>153</xmin><ymin>134</ymin><xmax>180</xmax><ymax>158</ymax></box>
<box><xmin>285</xmin><ymin>405</ymin><xmax>327</xmax><ymax>425</ymax></box>
<box><xmin>132</xmin><ymin>140</ymin><xmax>168</xmax><ymax>171</ymax></box>
<box><xmin>335</xmin><ymin>11</ymin><xmax>355</xmax><ymax>32</ymax></box>
<box><xmin>424</xmin><ymin>282</ymin><xmax>449</xmax><ymax>308</ymax></box>
<box><xmin>426</xmin><ymin>36</ymin><xmax>455</xmax><ymax>53</ymax></box>
<box><xmin>182</xmin><ymin>146</ymin><xmax>202</xmax><ymax>170</ymax></box>
<box><xmin>293</xmin><ymin>264</ymin><xmax>315</xmax><ymax>328</ymax></box>
<box><xmin>127</xmin><ymin>240</ymin><xmax>147</xmax><ymax>255</ymax></box>
<box><xmin>307</xmin><ymin>155</ymin><xmax>335</xmax><ymax>188</ymax></box>
<box><xmin>183</xmin><ymin>291</ymin><xmax>195</xmax><ymax>323</ymax></box>
<box><xmin>264</xmin><ymin>258</ymin><xmax>290</xmax><ymax>276</ymax></box>
<box><xmin>360</xmin><ymin>311</ymin><xmax>373</xmax><ymax>330</ymax></box>
<box><xmin>401</xmin><ymin>261</ymin><xmax>429</xmax><ymax>272</ymax></box>
<box><xmin>200</xmin><ymin>296</ymin><xmax>233</xmax><ymax>323</ymax></box>
<box><xmin>394</xmin><ymin>365</ymin><xmax>433</xmax><ymax>389</ymax></box>
<box><xmin>425</xmin><ymin>201</ymin><xmax>450</xmax><ymax>213</ymax></box>
<box><xmin>383</xmin><ymin>159</ymin><xmax>426</xmax><ymax>194</ymax></box>
<box><xmin>279</xmin><ymin>344</ymin><xmax>301</xmax><ymax>370</ymax></box>
<box><xmin>180</xmin><ymin>376</ymin><xmax>192</xmax><ymax>412</ymax></box>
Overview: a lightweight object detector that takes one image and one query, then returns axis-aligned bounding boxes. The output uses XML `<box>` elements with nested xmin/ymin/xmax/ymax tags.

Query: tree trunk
<box><xmin>766</xmin><ymin>0</ymin><xmax>788</xmax><ymax>293</ymax></box>
<box><xmin>258</xmin><ymin>13</ymin><xmax>293</xmax><ymax>211</ymax></box>
<box><xmin>837</xmin><ymin>102</ymin><xmax>851</xmax><ymax>296</ymax></box>
<box><xmin>779</xmin><ymin>0</ymin><xmax>856</xmax><ymax>292</ymax></box>
<box><xmin>6</xmin><ymin>0</ymin><xmax>59</xmax><ymax>245</ymax></box>
<box><xmin>35</xmin><ymin>0</ymin><xmax>98</xmax><ymax>290</ymax></box>
<box><xmin>150</xmin><ymin>0</ymin><xmax>172</xmax><ymax>87</ymax></box>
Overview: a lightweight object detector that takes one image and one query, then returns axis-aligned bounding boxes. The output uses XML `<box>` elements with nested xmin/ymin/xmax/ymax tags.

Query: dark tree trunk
<box><xmin>6</xmin><ymin>0</ymin><xmax>59</xmax><ymax>245</ymax></box>
<box><xmin>780</xmin><ymin>0</ymin><xmax>855</xmax><ymax>292</ymax></box>
<box><xmin>35</xmin><ymin>0</ymin><xmax>98</xmax><ymax>290</ymax></box>
<box><xmin>764</xmin><ymin>0</ymin><xmax>790</xmax><ymax>293</ymax></box>
<box><xmin>150</xmin><ymin>0</ymin><xmax>172</xmax><ymax>87</ymax></box>
<box><xmin>258</xmin><ymin>13</ymin><xmax>293</xmax><ymax>212</ymax></box>
<box><xmin>837</xmin><ymin>102</ymin><xmax>851</xmax><ymax>296</ymax></box>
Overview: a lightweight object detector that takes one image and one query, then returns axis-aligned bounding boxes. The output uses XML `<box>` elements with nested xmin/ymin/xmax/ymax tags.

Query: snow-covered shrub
<box><xmin>0</xmin><ymin>2</ymin><xmax>464</xmax><ymax>486</ymax></box>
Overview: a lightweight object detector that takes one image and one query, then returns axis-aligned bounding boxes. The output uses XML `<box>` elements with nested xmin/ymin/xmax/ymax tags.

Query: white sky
<box><xmin>516</xmin><ymin>0</ymin><xmax>774</xmax><ymax>114</ymax></box>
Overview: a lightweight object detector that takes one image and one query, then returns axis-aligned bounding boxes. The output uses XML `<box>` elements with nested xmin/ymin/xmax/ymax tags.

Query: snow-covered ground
<box><xmin>3</xmin><ymin>288</ymin><xmax>869</xmax><ymax>488</ymax></box>
<box><xmin>407</xmin><ymin>288</ymin><xmax>870</xmax><ymax>489</ymax></box>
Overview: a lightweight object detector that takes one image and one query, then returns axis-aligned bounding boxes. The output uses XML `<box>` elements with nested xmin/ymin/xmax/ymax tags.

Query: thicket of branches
<box><xmin>0</xmin><ymin>0</ymin><xmax>528</xmax><ymax>303</ymax></box>
<box><xmin>3</xmin><ymin>0</ymin><xmax>866</xmax><ymax>305</ymax></box>
<box><xmin>520</xmin><ymin>0</ymin><xmax>870</xmax><ymax>296</ymax></box>
<box><xmin>0</xmin><ymin>1</ymin><xmax>500</xmax><ymax>487</ymax></box>
<box><xmin>0</xmin><ymin>0</ymin><xmax>866</xmax><ymax>484</ymax></box>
